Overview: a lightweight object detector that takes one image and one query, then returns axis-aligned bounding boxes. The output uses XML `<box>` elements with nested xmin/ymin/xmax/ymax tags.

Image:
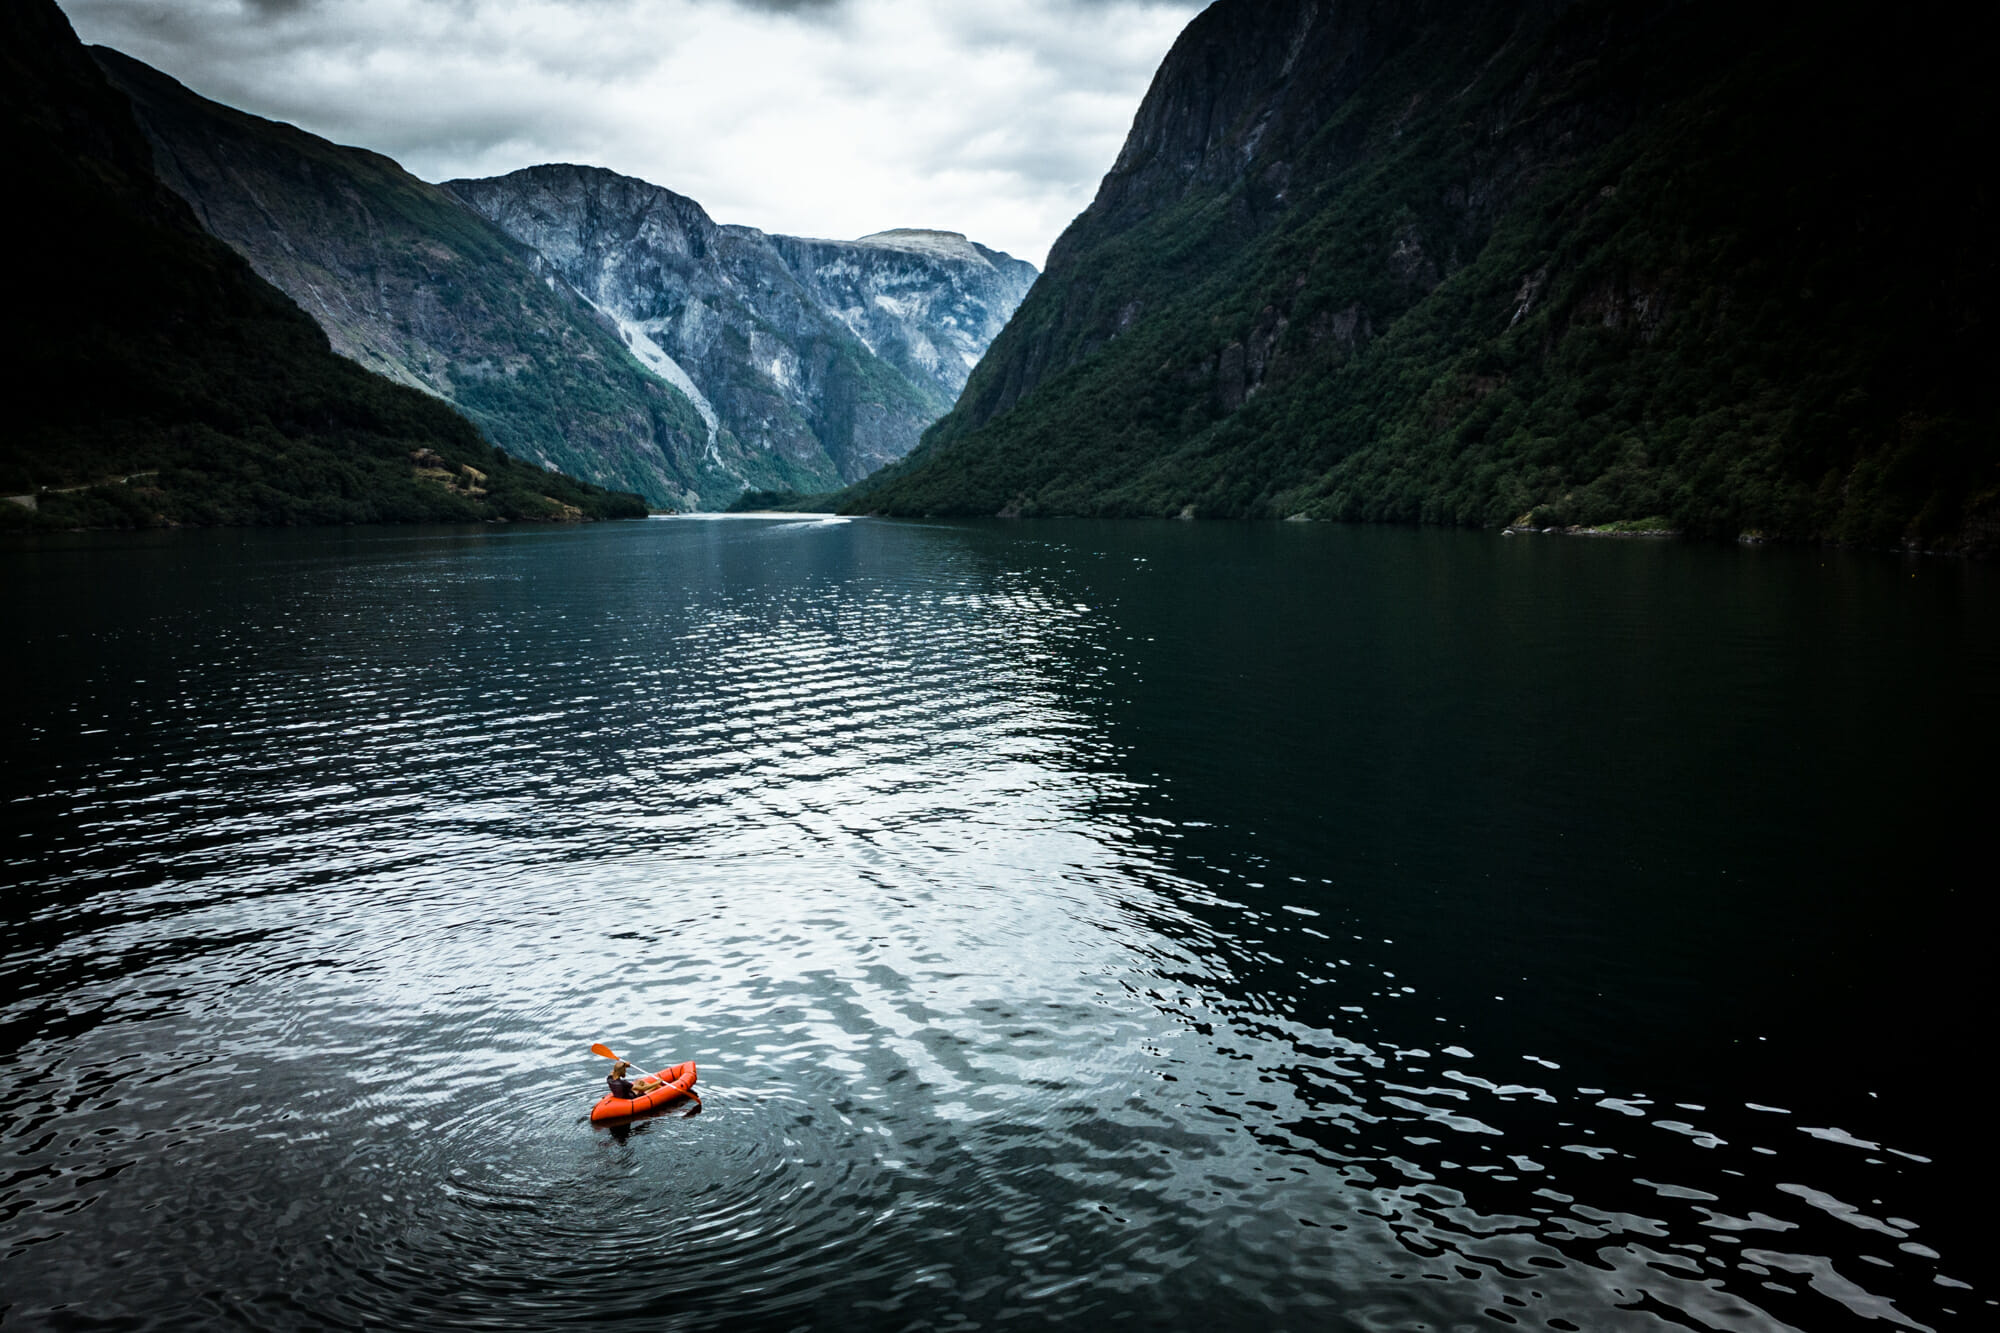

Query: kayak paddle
<box><xmin>590</xmin><ymin>1042</ymin><xmax>700</xmax><ymax>1104</ymax></box>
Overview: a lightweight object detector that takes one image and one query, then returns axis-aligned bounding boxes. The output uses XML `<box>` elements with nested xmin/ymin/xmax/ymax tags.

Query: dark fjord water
<box><xmin>2</xmin><ymin>517</ymin><xmax>1992</xmax><ymax>1332</ymax></box>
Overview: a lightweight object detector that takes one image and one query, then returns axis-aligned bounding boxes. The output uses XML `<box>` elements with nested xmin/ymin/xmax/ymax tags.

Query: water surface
<box><xmin>2</xmin><ymin>517</ymin><xmax>1992</xmax><ymax>1330</ymax></box>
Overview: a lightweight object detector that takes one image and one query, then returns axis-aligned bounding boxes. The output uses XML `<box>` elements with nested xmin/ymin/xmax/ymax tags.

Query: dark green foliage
<box><xmin>0</xmin><ymin>0</ymin><xmax>644</xmax><ymax>532</ymax></box>
<box><xmin>847</xmin><ymin>0</ymin><xmax>1998</xmax><ymax>552</ymax></box>
<box><xmin>723</xmin><ymin>488</ymin><xmax>839</xmax><ymax>513</ymax></box>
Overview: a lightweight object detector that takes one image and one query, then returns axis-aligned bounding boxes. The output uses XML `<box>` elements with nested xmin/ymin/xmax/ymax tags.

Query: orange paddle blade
<box><xmin>590</xmin><ymin>1042</ymin><xmax>619</xmax><ymax>1060</ymax></box>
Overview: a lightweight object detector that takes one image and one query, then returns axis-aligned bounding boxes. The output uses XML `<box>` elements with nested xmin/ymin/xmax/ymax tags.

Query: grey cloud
<box><xmin>58</xmin><ymin>0</ymin><xmax>1197</xmax><ymax>264</ymax></box>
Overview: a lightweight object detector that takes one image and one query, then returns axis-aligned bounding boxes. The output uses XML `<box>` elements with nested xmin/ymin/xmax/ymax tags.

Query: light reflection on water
<box><xmin>1</xmin><ymin>517</ymin><xmax>1989</xmax><ymax>1331</ymax></box>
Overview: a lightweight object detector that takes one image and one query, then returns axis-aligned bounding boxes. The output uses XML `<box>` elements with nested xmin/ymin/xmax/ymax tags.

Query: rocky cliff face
<box><xmin>767</xmin><ymin>228</ymin><xmax>1038</xmax><ymax>404</ymax></box>
<box><xmin>3</xmin><ymin>0</ymin><xmax>646</xmax><ymax>530</ymax></box>
<box><xmin>89</xmin><ymin>54</ymin><xmax>1034</xmax><ymax>508</ymax></box>
<box><xmin>855</xmin><ymin>0</ymin><xmax>1997</xmax><ymax>552</ymax></box>
<box><xmin>91</xmin><ymin>48</ymin><xmax>739</xmax><ymax>509</ymax></box>
<box><xmin>446</xmin><ymin>166</ymin><xmax>1036</xmax><ymax>486</ymax></box>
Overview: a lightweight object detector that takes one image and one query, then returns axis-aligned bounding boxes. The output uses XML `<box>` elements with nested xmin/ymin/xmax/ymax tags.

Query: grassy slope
<box><xmin>848</xmin><ymin>1</ymin><xmax>1998</xmax><ymax>551</ymax></box>
<box><xmin>0</xmin><ymin>0</ymin><xmax>645</xmax><ymax>531</ymax></box>
<box><xmin>91</xmin><ymin>49</ymin><xmax>778</xmax><ymax>512</ymax></box>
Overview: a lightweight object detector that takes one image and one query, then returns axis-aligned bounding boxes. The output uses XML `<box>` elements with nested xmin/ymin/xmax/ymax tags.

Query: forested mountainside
<box><xmin>848</xmin><ymin>0</ymin><xmax>1998</xmax><ymax>552</ymax></box>
<box><xmin>2</xmin><ymin>0</ymin><xmax>644</xmax><ymax>530</ymax></box>
<box><xmin>446</xmin><ymin>166</ymin><xmax>1038</xmax><ymax>486</ymax></box>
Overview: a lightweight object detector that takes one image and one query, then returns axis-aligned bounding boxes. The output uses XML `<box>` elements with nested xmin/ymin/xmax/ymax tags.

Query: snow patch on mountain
<box><xmin>610</xmin><ymin>309</ymin><xmax>718</xmax><ymax>446</ymax></box>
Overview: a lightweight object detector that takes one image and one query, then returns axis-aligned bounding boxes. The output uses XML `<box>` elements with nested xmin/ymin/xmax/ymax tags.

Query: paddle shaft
<box><xmin>596</xmin><ymin>1046</ymin><xmax>700</xmax><ymax>1103</ymax></box>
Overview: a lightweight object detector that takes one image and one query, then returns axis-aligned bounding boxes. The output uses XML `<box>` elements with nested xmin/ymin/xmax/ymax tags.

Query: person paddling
<box><xmin>606</xmin><ymin>1060</ymin><xmax>663</xmax><ymax>1100</ymax></box>
<box><xmin>591</xmin><ymin>1045</ymin><xmax>699</xmax><ymax>1121</ymax></box>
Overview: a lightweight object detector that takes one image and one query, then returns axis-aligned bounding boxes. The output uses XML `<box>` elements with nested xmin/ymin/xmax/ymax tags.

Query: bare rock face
<box><xmin>87</xmin><ymin>50</ymin><xmax>1036</xmax><ymax>506</ymax></box>
<box><xmin>768</xmin><ymin>229</ymin><xmax>1039</xmax><ymax>402</ymax></box>
<box><xmin>4</xmin><ymin>0</ymin><xmax>650</xmax><ymax>527</ymax></box>
<box><xmin>91</xmin><ymin>49</ymin><xmax>727</xmax><ymax>509</ymax></box>
<box><xmin>446</xmin><ymin>166</ymin><xmax>1037</xmax><ymax>487</ymax></box>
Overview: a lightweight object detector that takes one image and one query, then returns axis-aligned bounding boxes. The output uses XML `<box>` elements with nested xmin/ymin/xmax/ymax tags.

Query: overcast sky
<box><xmin>60</xmin><ymin>0</ymin><xmax>1200</xmax><ymax>267</ymax></box>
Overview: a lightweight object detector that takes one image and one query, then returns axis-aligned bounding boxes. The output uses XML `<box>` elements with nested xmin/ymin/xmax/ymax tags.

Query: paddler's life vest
<box><xmin>608</xmin><ymin>1074</ymin><xmax>636</xmax><ymax>1099</ymax></box>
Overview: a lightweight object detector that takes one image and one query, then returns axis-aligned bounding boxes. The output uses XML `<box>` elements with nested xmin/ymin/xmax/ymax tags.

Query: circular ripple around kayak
<box><xmin>410</xmin><ymin>1090</ymin><xmax>894</xmax><ymax>1326</ymax></box>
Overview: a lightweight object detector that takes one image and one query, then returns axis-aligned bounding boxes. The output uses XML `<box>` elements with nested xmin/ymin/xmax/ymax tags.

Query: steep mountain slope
<box><xmin>1</xmin><ymin>0</ymin><xmax>644</xmax><ymax>531</ymax></box>
<box><xmin>851</xmin><ymin>0</ymin><xmax>1998</xmax><ymax>551</ymax></box>
<box><xmin>447</xmin><ymin>165</ymin><xmax>1038</xmax><ymax>485</ymax></box>
<box><xmin>89</xmin><ymin>48</ymin><xmax>746</xmax><ymax>511</ymax></box>
<box><xmin>766</xmin><ymin>228</ymin><xmax>1040</xmax><ymax>404</ymax></box>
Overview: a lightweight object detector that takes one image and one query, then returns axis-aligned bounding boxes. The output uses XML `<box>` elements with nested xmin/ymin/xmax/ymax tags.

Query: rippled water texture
<box><xmin>3</xmin><ymin>518</ymin><xmax>1994</xmax><ymax>1330</ymax></box>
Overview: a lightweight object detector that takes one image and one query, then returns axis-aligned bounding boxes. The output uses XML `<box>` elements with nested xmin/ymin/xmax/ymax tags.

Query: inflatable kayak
<box><xmin>591</xmin><ymin>1062</ymin><xmax>698</xmax><ymax>1122</ymax></box>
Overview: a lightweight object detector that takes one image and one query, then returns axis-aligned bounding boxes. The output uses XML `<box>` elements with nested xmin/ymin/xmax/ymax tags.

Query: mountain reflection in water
<box><xmin>1</xmin><ymin>517</ymin><xmax>1990</xmax><ymax>1331</ymax></box>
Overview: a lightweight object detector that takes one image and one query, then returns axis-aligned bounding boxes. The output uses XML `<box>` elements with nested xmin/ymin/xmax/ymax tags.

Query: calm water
<box><xmin>2</xmin><ymin>517</ymin><xmax>1993</xmax><ymax>1331</ymax></box>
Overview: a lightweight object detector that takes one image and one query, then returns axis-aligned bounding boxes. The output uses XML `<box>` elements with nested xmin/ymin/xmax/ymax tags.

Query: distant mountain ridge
<box><xmin>851</xmin><ymin>0</ymin><xmax>1998</xmax><ymax>551</ymax></box>
<box><xmin>93</xmin><ymin>49</ymin><xmax>747</xmax><ymax>510</ymax></box>
<box><xmin>446</xmin><ymin>165</ymin><xmax>1038</xmax><ymax>486</ymax></box>
<box><xmin>767</xmin><ymin>227</ymin><xmax>1039</xmax><ymax>404</ymax></box>
<box><xmin>87</xmin><ymin>51</ymin><xmax>1036</xmax><ymax>509</ymax></box>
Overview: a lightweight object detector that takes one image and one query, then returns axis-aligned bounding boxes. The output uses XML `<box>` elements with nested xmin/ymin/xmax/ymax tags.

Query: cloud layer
<box><xmin>61</xmin><ymin>0</ymin><xmax>1198</xmax><ymax>265</ymax></box>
